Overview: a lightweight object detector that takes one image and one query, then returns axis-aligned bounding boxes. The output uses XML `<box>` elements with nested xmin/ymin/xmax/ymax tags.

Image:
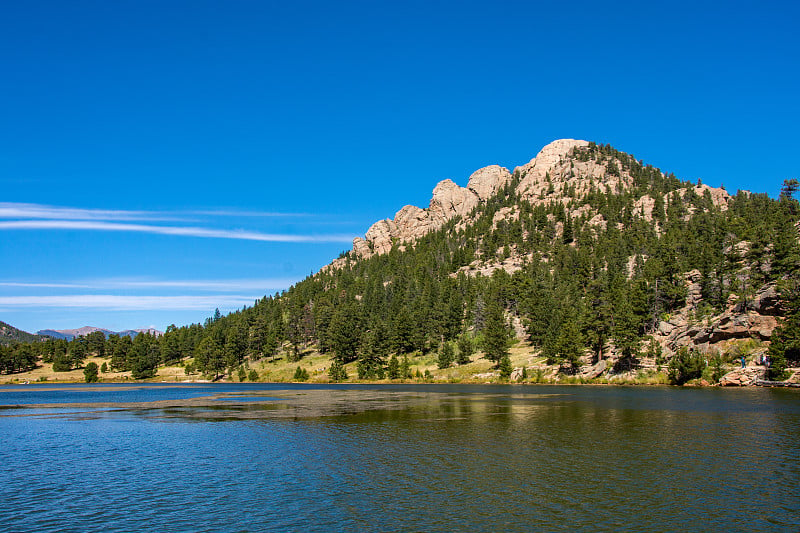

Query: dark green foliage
<box><xmin>708</xmin><ymin>353</ymin><xmax>725</xmax><ymax>383</ymax></box>
<box><xmin>329</xmin><ymin>300</ymin><xmax>361</xmax><ymax>363</ymax></box>
<box><xmin>456</xmin><ymin>334</ymin><xmax>474</xmax><ymax>364</ymax></box>
<box><xmin>130</xmin><ymin>333</ymin><xmax>160</xmax><ymax>379</ymax></box>
<box><xmin>498</xmin><ymin>354</ymin><xmax>512</xmax><ymax>380</ymax></box>
<box><xmin>482</xmin><ymin>298</ymin><xmax>510</xmax><ymax>365</ymax></box>
<box><xmin>83</xmin><ymin>362</ymin><xmax>99</xmax><ymax>383</ymax></box>
<box><xmin>52</xmin><ymin>353</ymin><xmax>72</xmax><ymax>372</ymax></box>
<box><xmin>667</xmin><ymin>348</ymin><xmax>704</xmax><ymax>385</ymax></box>
<box><xmin>110</xmin><ymin>335</ymin><xmax>132</xmax><ymax>371</ymax></box>
<box><xmin>780</xmin><ymin>178</ymin><xmax>799</xmax><ymax>200</ymax></box>
<box><xmin>5</xmin><ymin>143</ymin><xmax>799</xmax><ymax>383</ymax></box>
<box><xmin>293</xmin><ymin>366</ymin><xmax>310</xmax><ymax>381</ymax></box>
<box><xmin>768</xmin><ymin>280</ymin><xmax>800</xmax><ymax>380</ymax></box>
<box><xmin>194</xmin><ymin>336</ymin><xmax>224</xmax><ymax>379</ymax></box>
<box><xmin>0</xmin><ymin>343</ymin><xmax>38</xmax><ymax>374</ymax></box>
<box><xmin>100</xmin><ymin>362</ymin><xmax>108</xmax><ymax>374</ymax></box>
<box><xmin>0</xmin><ymin>321</ymin><xmax>48</xmax><ymax>346</ymax></box>
<box><xmin>357</xmin><ymin>326</ymin><xmax>387</xmax><ymax>379</ymax></box>
<box><xmin>387</xmin><ymin>354</ymin><xmax>400</xmax><ymax>379</ymax></box>
<box><xmin>400</xmin><ymin>355</ymin><xmax>412</xmax><ymax>379</ymax></box>
<box><xmin>545</xmin><ymin>315</ymin><xmax>584</xmax><ymax>374</ymax></box>
<box><xmin>68</xmin><ymin>338</ymin><xmax>87</xmax><ymax>368</ymax></box>
<box><xmin>438</xmin><ymin>342</ymin><xmax>454</xmax><ymax>369</ymax></box>
<box><xmin>328</xmin><ymin>359</ymin><xmax>347</xmax><ymax>382</ymax></box>
<box><xmin>85</xmin><ymin>331</ymin><xmax>106</xmax><ymax>357</ymax></box>
<box><xmin>248</xmin><ymin>369</ymin><xmax>259</xmax><ymax>381</ymax></box>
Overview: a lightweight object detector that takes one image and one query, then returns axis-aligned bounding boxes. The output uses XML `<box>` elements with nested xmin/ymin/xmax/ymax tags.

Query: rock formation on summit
<box><xmin>347</xmin><ymin>138</ymin><xmax>732</xmax><ymax>264</ymax></box>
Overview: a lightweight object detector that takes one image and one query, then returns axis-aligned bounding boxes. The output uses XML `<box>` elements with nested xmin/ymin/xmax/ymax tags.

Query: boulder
<box><xmin>749</xmin><ymin>283</ymin><xmax>780</xmax><ymax>316</ymax></box>
<box><xmin>363</xmin><ymin>219</ymin><xmax>397</xmax><ymax>257</ymax></box>
<box><xmin>352</xmin><ymin>237</ymin><xmax>372</xmax><ymax>258</ymax></box>
<box><xmin>580</xmin><ymin>359</ymin><xmax>607</xmax><ymax>379</ymax></box>
<box><xmin>719</xmin><ymin>367</ymin><xmax>765</xmax><ymax>387</ymax></box>
<box><xmin>466</xmin><ymin>165</ymin><xmax>512</xmax><ymax>201</ymax></box>
<box><xmin>428</xmin><ymin>179</ymin><xmax>479</xmax><ymax>225</ymax></box>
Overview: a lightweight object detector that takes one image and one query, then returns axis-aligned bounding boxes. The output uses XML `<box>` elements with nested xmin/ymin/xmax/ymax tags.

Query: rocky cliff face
<box><xmin>347</xmin><ymin>139</ymin><xmax>732</xmax><ymax>264</ymax></box>
<box><xmin>329</xmin><ymin>139</ymin><xmax>792</xmax><ymax>370</ymax></box>
<box><xmin>351</xmin><ymin>164</ymin><xmax>513</xmax><ymax>260</ymax></box>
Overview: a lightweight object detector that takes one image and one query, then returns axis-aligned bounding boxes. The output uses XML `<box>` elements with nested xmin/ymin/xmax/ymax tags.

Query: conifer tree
<box><xmin>438</xmin><ymin>341</ymin><xmax>454</xmax><ymax>369</ymax></box>
<box><xmin>498</xmin><ymin>354</ymin><xmax>512</xmax><ymax>380</ymax></box>
<box><xmin>483</xmin><ymin>298</ymin><xmax>510</xmax><ymax>366</ymax></box>
<box><xmin>456</xmin><ymin>334</ymin><xmax>474</xmax><ymax>365</ymax></box>
<box><xmin>387</xmin><ymin>354</ymin><xmax>400</xmax><ymax>379</ymax></box>
<box><xmin>328</xmin><ymin>359</ymin><xmax>347</xmax><ymax>382</ymax></box>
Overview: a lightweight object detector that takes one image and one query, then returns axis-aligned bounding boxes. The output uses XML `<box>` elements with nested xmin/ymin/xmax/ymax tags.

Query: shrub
<box><xmin>293</xmin><ymin>366</ymin><xmax>309</xmax><ymax>382</ymax></box>
<box><xmin>328</xmin><ymin>360</ymin><xmax>347</xmax><ymax>382</ymax></box>
<box><xmin>499</xmin><ymin>354</ymin><xmax>512</xmax><ymax>380</ymax></box>
<box><xmin>83</xmin><ymin>362</ymin><xmax>99</xmax><ymax>383</ymax></box>
<box><xmin>667</xmin><ymin>347</ymin><xmax>704</xmax><ymax>385</ymax></box>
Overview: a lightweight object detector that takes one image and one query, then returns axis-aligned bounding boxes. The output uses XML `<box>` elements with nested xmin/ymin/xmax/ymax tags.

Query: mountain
<box><xmin>0</xmin><ymin>321</ymin><xmax>49</xmax><ymax>345</ymax></box>
<box><xmin>343</xmin><ymin>139</ymin><xmax>733</xmax><ymax>266</ymax></box>
<box><xmin>311</xmin><ymin>138</ymin><xmax>799</xmax><ymax>379</ymax></box>
<box><xmin>36</xmin><ymin>326</ymin><xmax>163</xmax><ymax>341</ymax></box>
<box><xmin>10</xmin><ymin>139</ymin><xmax>799</xmax><ymax>384</ymax></box>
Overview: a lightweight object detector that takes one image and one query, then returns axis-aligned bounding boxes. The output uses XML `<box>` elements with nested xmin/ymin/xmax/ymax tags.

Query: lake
<box><xmin>1</xmin><ymin>383</ymin><xmax>798</xmax><ymax>532</ymax></box>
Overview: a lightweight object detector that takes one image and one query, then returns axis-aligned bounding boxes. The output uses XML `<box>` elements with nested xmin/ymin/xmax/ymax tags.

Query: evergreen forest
<box><xmin>3</xmin><ymin>144</ymin><xmax>799</xmax><ymax>384</ymax></box>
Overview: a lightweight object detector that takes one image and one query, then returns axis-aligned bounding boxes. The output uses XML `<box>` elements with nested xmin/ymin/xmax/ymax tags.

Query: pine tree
<box><xmin>329</xmin><ymin>301</ymin><xmax>361</xmax><ymax>363</ymax></box>
<box><xmin>328</xmin><ymin>359</ymin><xmax>347</xmax><ymax>382</ymax></box>
<box><xmin>400</xmin><ymin>355</ymin><xmax>412</xmax><ymax>379</ymax></box>
<box><xmin>498</xmin><ymin>354</ymin><xmax>512</xmax><ymax>380</ymax></box>
<box><xmin>456</xmin><ymin>334</ymin><xmax>474</xmax><ymax>365</ymax></box>
<box><xmin>483</xmin><ymin>298</ymin><xmax>510</xmax><ymax>366</ymax></box>
<box><xmin>293</xmin><ymin>366</ymin><xmax>310</xmax><ymax>381</ymax></box>
<box><xmin>438</xmin><ymin>341</ymin><xmax>454</xmax><ymax>369</ymax></box>
<box><xmin>768</xmin><ymin>278</ymin><xmax>800</xmax><ymax>380</ymax></box>
<box><xmin>83</xmin><ymin>362</ymin><xmax>99</xmax><ymax>383</ymax></box>
<box><xmin>387</xmin><ymin>354</ymin><xmax>400</xmax><ymax>379</ymax></box>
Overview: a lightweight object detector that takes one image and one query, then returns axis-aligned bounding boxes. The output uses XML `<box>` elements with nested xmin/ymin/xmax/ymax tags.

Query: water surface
<box><xmin>2</xmin><ymin>383</ymin><xmax>798</xmax><ymax>532</ymax></box>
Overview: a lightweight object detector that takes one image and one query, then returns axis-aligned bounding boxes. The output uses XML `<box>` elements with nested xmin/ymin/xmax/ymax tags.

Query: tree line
<box><xmin>3</xmin><ymin>146</ymin><xmax>798</xmax><ymax>382</ymax></box>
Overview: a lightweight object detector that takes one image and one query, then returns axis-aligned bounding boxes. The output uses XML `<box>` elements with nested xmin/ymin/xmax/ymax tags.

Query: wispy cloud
<box><xmin>0</xmin><ymin>203</ymin><xmax>312</xmax><ymax>221</ymax></box>
<box><xmin>0</xmin><ymin>278</ymin><xmax>297</xmax><ymax>291</ymax></box>
<box><xmin>0</xmin><ymin>220</ymin><xmax>354</xmax><ymax>243</ymax></box>
<box><xmin>183</xmin><ymin>209</ymin><xmax>311</xmax><ymax>218</ymax></box>
<box><xmin>0</xmin><ymin>295</ymin><xmax>257</xmax><ymax>310</ymax></box>
<box><xmin>0</xmin><ymin>203</ymin><xmax>171</xmax><ymax>222</ymax></box>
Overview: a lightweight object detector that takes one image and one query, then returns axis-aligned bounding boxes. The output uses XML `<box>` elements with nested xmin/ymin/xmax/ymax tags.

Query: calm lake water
<box><xmin>1</xmin><ymin>383</ymin><xmax>798</xmax><ymax>532</ymax></box>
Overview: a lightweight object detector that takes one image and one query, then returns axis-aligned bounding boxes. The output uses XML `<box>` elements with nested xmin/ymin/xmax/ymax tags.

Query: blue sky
<box><xmin>1</xmin><ymin>0</ymin><xmax>798</xmax><ymax>333</ymax></box>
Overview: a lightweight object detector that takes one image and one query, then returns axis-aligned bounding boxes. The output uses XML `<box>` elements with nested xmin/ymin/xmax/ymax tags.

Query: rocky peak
<box><xmin>466</xmin><ymin>165</ymin><xmax>512</xmax><ymax>201</ymax></box>
<box><xmin>345</xmin><ymin>138</ymin><xmax>736</xmax><ymax>262</ymax></box>
<box><xmin>348</xmin><ymin>140</ymin><xmax>593</xmax><ymax>260</ymax></box>
<box><xmin>350</xmin><ymin>163</ymin><xmax>511</xmax><ymax>259</ymax></box>
<box><xmin>429</xmin><ymin>179</ymin><xmax>480</xmax><ymax>225</ymax></box>
<box><xmin>514</xmin><ymin>139</ymin><xmax>590</xmax><ymax>177</ymax></box>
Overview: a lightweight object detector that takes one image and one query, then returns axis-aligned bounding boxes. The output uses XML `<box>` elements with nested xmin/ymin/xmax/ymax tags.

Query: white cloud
<box><xmin>0</xmin><ymin>203</ymin><xmax>170</xmax><ymax>222</ymax></box>
<box><xmin>0</xmin><ymin>278</ymin><xmax>297</xmax><ymax>291</ymax></box>
<box><xmin>183</xmin><ymin>209</ymin><xmax>311</xmax><ymax>218</ymax></box>
<box><xmin>0</xmin><ymin>220</ymin><xmax>355</xmax><ymax>243</ymax></box>
<box><xmin>0</xmin><ymin>294</ymin><xmax>257</xmax><ymax>310</ymax></box>
<box><xmin>0</xmin><ymin>203</ymin><xmax>312</xmax><ymax>221</ymax></box>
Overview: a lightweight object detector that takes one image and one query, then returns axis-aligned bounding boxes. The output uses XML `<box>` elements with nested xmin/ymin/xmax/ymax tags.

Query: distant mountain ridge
<box><xmin>37</xmin><ymin>326</ymin><xmax>163</xmax><ymax>341</ymax></box>
<box><xmin>0</xmin><ymin>321</ymin><xmax>49</xmax><ymax>345</ymax></box>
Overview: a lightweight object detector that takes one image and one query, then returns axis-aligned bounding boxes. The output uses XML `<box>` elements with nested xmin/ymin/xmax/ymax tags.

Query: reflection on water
<box><xmin>1</xmin><ymin>384</ymin><xmax>798</xmax><ymax>532</ymax></box>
